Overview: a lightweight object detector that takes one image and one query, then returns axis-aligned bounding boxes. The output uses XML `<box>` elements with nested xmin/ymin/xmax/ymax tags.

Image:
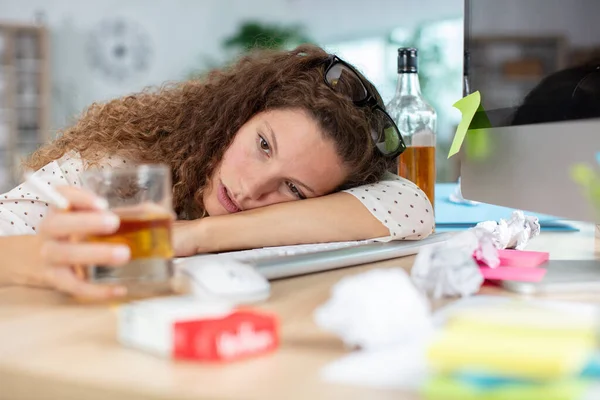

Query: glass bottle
<box><xmin>463</xmin><ymin>50</ymin><xmax>471</xmax><ymax>97</ymax></box>
<box><xmin>386</xmin><ymin>48</ymin><xmax>437</xmax><ymax>208</ymax></box>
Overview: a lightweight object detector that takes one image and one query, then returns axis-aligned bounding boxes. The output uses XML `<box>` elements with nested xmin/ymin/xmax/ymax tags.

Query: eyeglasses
<box><xmin>323</xmin><ymin>55</ymin><xmax>406</xmax><ymax>158</ymax></box>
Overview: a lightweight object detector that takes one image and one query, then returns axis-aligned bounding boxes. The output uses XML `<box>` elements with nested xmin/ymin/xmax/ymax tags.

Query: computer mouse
<box><xmin>174</xmin><ymin>257</ymin><xmax>271</xmax><ymax>304</ymax></box>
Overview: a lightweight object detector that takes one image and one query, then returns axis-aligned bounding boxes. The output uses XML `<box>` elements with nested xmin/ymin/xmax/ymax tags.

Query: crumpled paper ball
<box><xmin>470</xmin><ymin>227</ymin><xmax>501</xmax><ymax>267</ymax></box>
<box><xmin>314</xmin><ymin>268</ymin><xmax>432</xmax><ymax>350</ymax></box>
<box><xmin>476</xmin><ymin>210</ymin><xmax>541</xmax><ymax>250</ymax></box>
<box><xmin>447</xmin><ymin>228</ymin><xmax>499</xmax><ymax>268</ymax></box>
<box><xmin>411</xmin><ymin>230</ymin><xmax>487</xmax><ymax>300</ymax></box>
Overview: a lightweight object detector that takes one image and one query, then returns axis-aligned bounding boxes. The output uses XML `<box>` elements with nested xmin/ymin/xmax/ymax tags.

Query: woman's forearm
<box><xmin>174</xmin><ymin>175</ymin><xmax>435</xmax><ymax>256</ymax></box>
<box><xmin>197</xmin><ymin>192</ymin><xmax>389</xmax><ymax>253</ymax></box>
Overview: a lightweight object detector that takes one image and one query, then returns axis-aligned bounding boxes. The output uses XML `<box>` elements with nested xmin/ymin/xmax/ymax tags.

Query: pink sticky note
<box><xmin>496</xmin><ymin>249</ymin><xmax>549</xmax><ymax>268</ymax></box>
<box><xmin>479</xmin><ymin>266</ymin><xmax>547</xmax><ymax>282</ymax></box>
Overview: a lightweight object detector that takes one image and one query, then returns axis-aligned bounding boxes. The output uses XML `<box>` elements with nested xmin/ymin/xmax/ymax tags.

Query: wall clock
<box><xmin>86</xmin><ymin>18</ymin><xmax>153</xmax><ymax>82</ymax></box>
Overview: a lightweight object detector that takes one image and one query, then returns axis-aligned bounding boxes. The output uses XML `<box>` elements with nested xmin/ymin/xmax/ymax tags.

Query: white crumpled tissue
<box><xmin>410</xmin><ymin>210</ymin><xmax>541</xmax><ymax>299</ymax></box>
<box><xmin>312</xmin><ymin>211</ymin><xmax>541</xmax><ymax>349</ymax></box>
<box><xmin>410</xmin><ymin>229</ymin><xmax>494</xmax><ymax>299</ymax></box>
<box><xmin>476</xmin><ymin>210</ymin><xmax>541</xmax><ymax>250</ymax></box>
<box><xmin>314</xmin><ymin>268</ymin><xmax>433</xmax><ymax>350</ymax></box>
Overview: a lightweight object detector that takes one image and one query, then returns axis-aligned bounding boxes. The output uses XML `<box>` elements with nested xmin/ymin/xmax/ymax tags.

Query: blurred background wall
<box><xmin>0</xmin><ymin>0</ymin><xmax>461</xmax><ymax>129</ymax></box>
<box><xmin>1</xmin><ymin>0</ymin><xmax>596</xmax><ymax>191</ymax></box>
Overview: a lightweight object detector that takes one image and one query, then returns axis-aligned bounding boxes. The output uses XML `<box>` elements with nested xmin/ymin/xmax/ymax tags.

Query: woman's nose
<box><xmin>238</xmin><ymin>176</ymin><xmax>286</xmax><ymax>209</ymax></box>
<box><xmin>243</xmin><ymin>175</ymin><xmax>270</xmax><ymax>201</ymax></box>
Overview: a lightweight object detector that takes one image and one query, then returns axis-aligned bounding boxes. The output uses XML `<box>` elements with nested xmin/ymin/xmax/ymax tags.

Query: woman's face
<box><xmin>203</xmin><ymin>108</ymin><xmax>349</xmax><ymax>216</ymax></box>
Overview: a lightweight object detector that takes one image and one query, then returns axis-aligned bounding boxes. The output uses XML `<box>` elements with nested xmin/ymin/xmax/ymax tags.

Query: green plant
<box><xmin>188</xmin><ymin>21</ymin><xmax>312</xmax><ymax>79</ymax></box>
<box><xmin>223</xmin><ymin>21</ymin><xmax>312</xmax><ymax>52</ymax></box>
<box><xmin>571</xmin><ymin>163</ymin><xmax>600</xmax><ymax>216</ymax></box>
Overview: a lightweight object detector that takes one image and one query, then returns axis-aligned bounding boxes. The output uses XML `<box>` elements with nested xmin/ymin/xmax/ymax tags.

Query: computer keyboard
<box><xmin>225</xmin><ymin>239</ymin><xmax>375</xmax><ymax>263</ymax></box>
<box><xmin>176</xmin><ymin>232</ymin><xmax>453</xmax><ymax>280</ymax></box>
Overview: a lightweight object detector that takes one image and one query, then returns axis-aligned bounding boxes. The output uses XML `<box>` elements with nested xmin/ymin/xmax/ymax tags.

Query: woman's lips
<box><xmin>217</xmin><ymin>183</ymin><xmax>241</xmax><ymax>213</ymax></box>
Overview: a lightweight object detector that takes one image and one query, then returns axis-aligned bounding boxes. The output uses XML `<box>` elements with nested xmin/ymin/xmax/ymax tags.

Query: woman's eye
<box><xmin>287</xmin><ymin>182</ymin><xmax>305</xmax><ymax>200</ymax></box>
<box><xmin>259</xmin><ymin>135</ymin><xmax>271</xmax><ymax>154</ymax></box>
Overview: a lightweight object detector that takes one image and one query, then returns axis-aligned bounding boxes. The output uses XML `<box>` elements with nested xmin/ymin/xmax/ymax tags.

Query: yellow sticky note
<box><xmin>427</xmin><ymin>329</ymin><xmax>594</xmax><ymax>380</ymax></box>
<box><xmin>448</xmin><ymin>91</ymin><xmax>491</xmax><ymax>159</ymax></box>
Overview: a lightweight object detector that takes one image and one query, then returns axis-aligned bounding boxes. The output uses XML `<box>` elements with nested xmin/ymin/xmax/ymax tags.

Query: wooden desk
<box><xmin>1</xmin><ymin>224</ymin><xmax>599</xmax><ymax>400</ymax></box>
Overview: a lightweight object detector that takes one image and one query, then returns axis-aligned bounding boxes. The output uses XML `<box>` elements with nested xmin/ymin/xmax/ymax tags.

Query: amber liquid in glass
<box><xmin>398</xmin><ymin>146</ymin><xmax>436</xmax><ymax>207</ymax></box>
<box><xmin>82</xmin><ymin>212</ymin><xmax>174</xmax><ymax>299</ymax></box>
<box><xmin>88</xmin><ymin>213</ymin><xmax>173</xmax><ymax>259</ymax></box>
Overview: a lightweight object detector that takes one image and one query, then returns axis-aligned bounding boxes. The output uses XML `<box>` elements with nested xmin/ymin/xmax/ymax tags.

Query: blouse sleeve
<box><xmin>0</xmin><ymin>152</ymin><xmax>134</xmax><ymax>236</ymax></box>
<box><xmin>0</xmin><ymin>153</ymin><xmax>85</xmax><ymax>236</ymax></box>
<box><xmin>342</xmin><ymin>172</ymin><xmax>435</xmax><ymax>241</ymax></box>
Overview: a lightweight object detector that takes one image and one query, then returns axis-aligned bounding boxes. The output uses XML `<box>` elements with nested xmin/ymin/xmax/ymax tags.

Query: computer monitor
<box><xmin>460</xmin><ymin>0</ymin><xmax>600</xmax><ymax>222</ymax></box>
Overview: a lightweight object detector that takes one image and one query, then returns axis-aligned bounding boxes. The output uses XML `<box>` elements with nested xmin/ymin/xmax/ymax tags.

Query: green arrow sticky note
<box><xmin>448</xmin><ymin>91</ymin><xmax>491</xmax><ymax>159</ymax></box>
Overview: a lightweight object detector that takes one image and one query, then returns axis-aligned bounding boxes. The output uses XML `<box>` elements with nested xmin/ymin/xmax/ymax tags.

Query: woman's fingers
<box><xmin>40</xmin><ymin>185</ymin><xmax>118</xmax><ymax>239</ymax></box>
<box><xmin>39</xmin><ymin>211</ymin><xmax>120</xmax><ymax>239</ymax></box>
<box><xmin>31</xmin><ymin>185</ymin><xmax>132</xmax><ymax>298</ymax></box>
<box><xmin>55</xmin><ymin>185</ymin><xmax>108</xmax><ymax>211</ymax></box>
<box><xmin>41</xmin><ymin>241</ymin><xmax>130</xmax><ymax>267</ymax></box>
<box><xmin>47</xmin><ymin>267</ymin><xmax>127</xmax><ymax>299</ymax></box>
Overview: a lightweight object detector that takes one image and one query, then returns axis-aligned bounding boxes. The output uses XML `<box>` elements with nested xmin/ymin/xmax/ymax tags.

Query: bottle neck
<box><xmin>396</xmin><ymin>72</ymin><xmax>422</xmax><ymax>96</ymax></box>
<box><xmin>463</xmin><ymin>75</ymin><xmax>471</xmax><ymax>97</ymax></box>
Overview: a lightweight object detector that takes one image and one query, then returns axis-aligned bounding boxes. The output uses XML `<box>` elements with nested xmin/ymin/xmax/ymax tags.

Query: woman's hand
<box><xmin>36</xmin><ymin>186</ymin><xmax>131</xmax><ymax>299</ymax></box>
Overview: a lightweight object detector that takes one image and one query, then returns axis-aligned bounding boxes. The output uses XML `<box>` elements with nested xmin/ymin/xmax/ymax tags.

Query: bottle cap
<box><xmin>398</xmin><ymin>48</ymin><xmax>418</xmax><ymax>73</ymax></box>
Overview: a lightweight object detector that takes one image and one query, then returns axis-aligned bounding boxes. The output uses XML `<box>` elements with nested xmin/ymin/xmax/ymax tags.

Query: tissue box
<box><xmin>118</xmin><ymin>295</ymin><xmax>279</xmax><ymax>362</ymax></box>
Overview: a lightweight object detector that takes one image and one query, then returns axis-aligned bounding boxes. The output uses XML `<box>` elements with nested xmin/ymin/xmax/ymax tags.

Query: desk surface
<box><xmin>1</xmin><ymin>224</ymin><xmax>599</xmax><ymax>400</ymax></box>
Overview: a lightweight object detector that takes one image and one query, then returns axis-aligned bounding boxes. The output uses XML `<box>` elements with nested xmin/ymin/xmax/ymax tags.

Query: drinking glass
<box><xmin>80</xmin><ymin>164</ymin><xmax>174</xmax><ymax>297</ymax></box>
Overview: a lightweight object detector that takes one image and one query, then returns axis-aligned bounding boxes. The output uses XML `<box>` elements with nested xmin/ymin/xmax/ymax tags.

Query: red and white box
<box><xmin>118</xmin><ymin>296</ymin><xmax>279</xmax><ymax>362</ymax></box>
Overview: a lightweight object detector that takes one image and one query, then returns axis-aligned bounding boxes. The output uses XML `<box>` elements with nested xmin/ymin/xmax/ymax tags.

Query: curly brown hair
<box><xmin>25</xmin><ymin>44</ymin><xmax>393</xmax><ymax>219</ymax></box>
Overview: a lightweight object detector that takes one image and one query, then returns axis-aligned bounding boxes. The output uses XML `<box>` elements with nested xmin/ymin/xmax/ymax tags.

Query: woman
<box><xmin>0</xmin><ymin>44</ymin><xmax>434</xmax><ymax>298</ymax></box>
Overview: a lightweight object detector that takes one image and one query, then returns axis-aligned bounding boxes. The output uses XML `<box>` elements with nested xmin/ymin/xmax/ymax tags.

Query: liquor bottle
<box><xmin>386</xmin><ymin>48</ymin><xmax>437</xmax><ymax>208</ymax></box>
